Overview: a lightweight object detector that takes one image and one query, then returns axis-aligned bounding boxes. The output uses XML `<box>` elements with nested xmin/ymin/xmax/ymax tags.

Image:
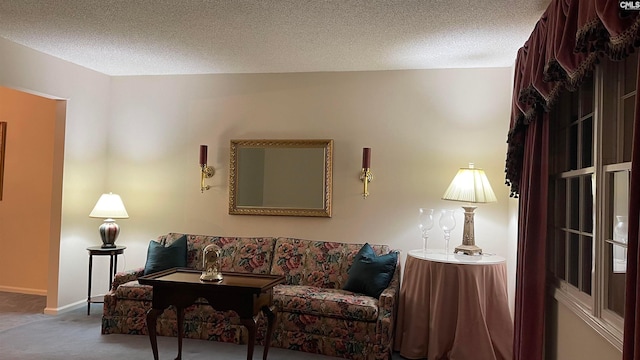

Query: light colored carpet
<box><xmin>0</xmin><ymin>295</ymin><xmax>406</xmax><ymax>360</ymax></box>
<box><xmin>1</xmin><ymin>304</ymin><xmax>340</xmax><ymax>359</ymax></box>
<box><xmin>0</xmin><ymin>291</ymin><xmax>48</xmax><ymax>332</ymax></box>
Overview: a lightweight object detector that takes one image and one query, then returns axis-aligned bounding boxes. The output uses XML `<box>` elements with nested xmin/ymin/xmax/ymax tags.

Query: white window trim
<box><xmin>548</xmin><ymin>58</ymin><xmax>632</xmax><ymax>353</ymax></box>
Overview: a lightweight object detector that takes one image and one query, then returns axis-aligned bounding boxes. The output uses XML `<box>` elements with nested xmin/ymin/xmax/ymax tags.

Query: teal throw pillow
<box><xmin>143</xmin><ymin>235</ymin><xmax>188</xmax><ymax>275</ymax></box>
<box><xmin>343</xmin><ymin>243</ymin><xmax>398</xmax><ymax>298</ymax></box>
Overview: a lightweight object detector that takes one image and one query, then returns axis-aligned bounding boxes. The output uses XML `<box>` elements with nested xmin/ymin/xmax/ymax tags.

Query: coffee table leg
<box><xmin>262</xmin><ymin>305</ymin><xmax>277</xmax><ymax>360</ymax></box>
<box><xmin>147</xmin><ymin>308</ymin><xmax>164</xmax><ymax>360</ymax></box>
<box><xmin>176</xmin><ymin>307</ymin><xmax>184</xmax><ymax>360</ymax></box>
<box><xmin>241</xmin><ymin>318</ymin><xmax>257</xmax><ymax>360</ymax></box>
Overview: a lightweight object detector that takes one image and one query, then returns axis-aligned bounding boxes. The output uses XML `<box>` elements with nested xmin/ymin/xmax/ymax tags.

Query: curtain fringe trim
<box><xmin>505</xmin><ymin>13</ymin><xmax>640</xmax><ymax>197</ymax></box>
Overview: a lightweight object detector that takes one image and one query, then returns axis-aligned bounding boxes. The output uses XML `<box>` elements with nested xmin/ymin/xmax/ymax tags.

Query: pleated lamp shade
<box><xmin>442</xmin><ymin>163</ymin><xmax>497</xmax><ymax>203</ymax></box>
<box><xmin>441</xmin><ymin>163</ymin><xmax>496</xmax><ymax>255</ymax></box>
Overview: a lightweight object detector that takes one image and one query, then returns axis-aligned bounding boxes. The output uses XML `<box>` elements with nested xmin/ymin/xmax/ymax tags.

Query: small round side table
<box><xmin>86</xmin><ymin>245</ymin><xmax>126</xmax><ymax>315</ymax></box>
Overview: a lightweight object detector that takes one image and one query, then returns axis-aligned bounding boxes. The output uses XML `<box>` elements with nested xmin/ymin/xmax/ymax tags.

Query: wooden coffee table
<box><xmin>138</xmin><ymin>268</ymin><xmax>285</xmax><ymax>360</ymax></box>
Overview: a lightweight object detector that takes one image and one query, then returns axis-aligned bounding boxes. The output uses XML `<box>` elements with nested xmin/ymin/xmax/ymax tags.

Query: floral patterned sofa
<box><xmin>101</xmin><ymin>233</ymin><xmax>401</xmax><ymax>360</ymax></box>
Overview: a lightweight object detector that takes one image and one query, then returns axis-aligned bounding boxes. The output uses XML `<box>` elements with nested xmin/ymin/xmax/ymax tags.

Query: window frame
<box><xmin>547</xmin><ymin>52</ymin><xmax>637</xmax><ymax>351</ymax></box>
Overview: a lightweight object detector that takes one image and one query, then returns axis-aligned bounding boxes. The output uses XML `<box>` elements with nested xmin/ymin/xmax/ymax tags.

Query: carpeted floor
<box><xmin>0</xmin><ymin>291</ymin><xmax>48</xmax><ymax>332</ymax></box>
<box><xmin>0</xmin><ymin>291</ymin><xmax>406</xmax><ymax>360</ymax></box>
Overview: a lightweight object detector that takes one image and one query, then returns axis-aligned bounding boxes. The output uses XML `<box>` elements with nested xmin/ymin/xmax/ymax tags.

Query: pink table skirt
<box><xmin>394</xmin><ymin>254</ymin><xmax>513</xmax><ymax>360</ymax></box>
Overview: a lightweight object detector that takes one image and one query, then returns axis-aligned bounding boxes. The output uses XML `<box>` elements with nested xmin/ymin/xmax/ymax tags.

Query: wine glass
<box><xmin>439</xmin><ymin>209</ymin><xmax>456</xmax><ymax>254</ymax></box>
<box><xmin>418</xmin><ymin>208</ymin><xmax>435</xmax><ymax>254</ymax></box>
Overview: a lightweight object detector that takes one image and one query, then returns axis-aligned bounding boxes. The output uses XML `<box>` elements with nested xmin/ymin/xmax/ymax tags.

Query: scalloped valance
<box><xmin>505</xmin><ymin>0</ymin><xmax>640</xmax><ymax>197</ymax></box>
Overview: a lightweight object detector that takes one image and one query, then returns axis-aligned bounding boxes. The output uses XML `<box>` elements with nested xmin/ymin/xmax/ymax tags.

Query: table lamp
<box><xmin>442</xmin><ymin>163</ymin><xmax>496</xmax><ymax>255</ymax></box>
<box><xmin>89</xmin><ymin>192</ymin><xmax>129</xmax><ymax>248</ymax></box>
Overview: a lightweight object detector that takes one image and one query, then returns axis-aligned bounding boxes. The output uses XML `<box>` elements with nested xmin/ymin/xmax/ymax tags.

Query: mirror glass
<box><xmin>229</xmin><ymin>139</ymin><xmax>333</xmax><ymax>217</ymax></box>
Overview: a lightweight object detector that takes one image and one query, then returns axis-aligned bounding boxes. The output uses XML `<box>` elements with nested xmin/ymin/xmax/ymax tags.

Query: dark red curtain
<box><xmin>513</xmin><ymin>113</ymin><xmax>548</xmax><ymax>360</ymax></box>
<box><xmin>506</xmin><ymin>1</ymin><xmax>640</xmax><ymax>360</ymax></box>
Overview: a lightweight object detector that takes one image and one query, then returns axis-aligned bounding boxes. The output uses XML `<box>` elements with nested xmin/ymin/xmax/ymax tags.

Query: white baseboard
<box><xmin>0</xmin><ymin>285</ymin><xmax>47</xmax><ymax>296</ymax></box>
<box><xmin>44</xmin><ymin>299</ymin><xmax>85</xmax><ymax>315</ymax></box>
<box><xmin>0</xmin><ymin>286</ymin><xmax>89</xmax><ymax>315</ymax></box>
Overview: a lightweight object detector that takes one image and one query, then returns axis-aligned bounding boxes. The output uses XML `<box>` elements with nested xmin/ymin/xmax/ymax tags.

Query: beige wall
<box><xmin>0</xmin><ymin>87</ymin><xmax>57</xmax><ymax>294</ymax></box>
<box><xmin>0</xmin><ymin>37</ymin><xmax>112</xmax><ymax>312</ymax></box>
<box><xmin>106</xmin><ymin>70</ymin><xmax>513</xmax><ymax>275</ymax></box>
<box><xmin>546</xmin><ymin>299</ymin><xmax>621</xmax><ymax>360</ymax></box>
<box><xmin>2</xmin><ymin>36</ymin><xmax>515</xmax><ymax>311</ymax></box>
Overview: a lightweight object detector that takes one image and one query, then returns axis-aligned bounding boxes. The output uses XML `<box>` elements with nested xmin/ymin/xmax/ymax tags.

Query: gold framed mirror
<box><xmin>229</xmin><ymin>139</ymin><xmax>333</xmax><ymax>217</ymax></box>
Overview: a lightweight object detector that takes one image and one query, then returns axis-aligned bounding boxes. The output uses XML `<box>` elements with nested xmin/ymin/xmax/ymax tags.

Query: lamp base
<box><xmin>98</xmin><ymin>219</ymin><xmax>120</xmax><ymax>248</ymax></box>
<box><xmin>453</xmin><ymin>205</ymin><xmax>483</xmax><ymax>255</ymax></box>
<box><xmin>454</xmin><ymin>244</ymin><xmax>483</xmax><ymax>256</ymax></box>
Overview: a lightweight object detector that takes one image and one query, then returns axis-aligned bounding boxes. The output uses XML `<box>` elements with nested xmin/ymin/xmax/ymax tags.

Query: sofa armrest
<box><xmin>376</xmin><ymin>255</ymin><xmax>401</xmax><ymax>349</ymax></box>
<box><xmin>110</xmin><ymin>267</ymin><xmax>145</xmax><ymax>292</ymax></box>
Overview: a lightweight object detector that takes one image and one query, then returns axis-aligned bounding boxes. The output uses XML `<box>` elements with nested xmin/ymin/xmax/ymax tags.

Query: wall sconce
<box><xmin>359</xmin><ymin>147</ymin><xmax>373</xmax><ymax>198</ymax></box>
<box><xmin>199</xmin><ymin>145</ymin><xmax>215</xmax><ymax>193</ymax></box>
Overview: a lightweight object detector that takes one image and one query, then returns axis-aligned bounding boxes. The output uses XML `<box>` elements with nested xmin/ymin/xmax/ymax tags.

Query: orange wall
<box><xmin>0</xmin><ymin>87</ymin><xmax>57</xmax><ymax>294</ymax></box>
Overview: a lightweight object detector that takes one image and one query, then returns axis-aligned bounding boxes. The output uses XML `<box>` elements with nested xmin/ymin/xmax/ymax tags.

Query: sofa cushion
<box><xmin>270</xmin><ymin>237</ymin><xmax>390</xmax><ymax>289</ymax></box>
<box><xmin>164</xmin><ymin>233</ymin><xmax>275</xmax><ymax>274</ymax></box>
<box><xmin>343</xmin><ymin>243</ymin><xmax>398</xmax><ymax>298</ymax></box>
<box><xmin>274</xmin><ymin>284</ymin><xmax>379</xmax><ymax>322</ymax></box>
<box><xmin>143</xmin><ymin>235</ymin><xmax>188</xmax><ymax>275</ymax></box>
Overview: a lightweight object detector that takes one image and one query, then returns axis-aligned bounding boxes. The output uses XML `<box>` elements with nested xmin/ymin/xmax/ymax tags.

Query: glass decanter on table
<box><xmin>439</xmin><ymin>209</ymin><xmax>456</xmax><ymax>255</ymax></box>
<box><xmin>418</xmin><ymin>208</ymin><xmax>435</xmax><ymax>254</ymax></box>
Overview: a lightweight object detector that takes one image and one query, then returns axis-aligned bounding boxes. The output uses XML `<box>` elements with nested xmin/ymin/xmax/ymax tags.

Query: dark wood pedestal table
<box><xmin>86</xmin><ymin>245</ymin><xmax>126</xmax><ymax>315</ymax></box>
<box><xmin>138</xmin><ymin>268</ymin><xmax>285</xmax><ymax>360</ymax></box>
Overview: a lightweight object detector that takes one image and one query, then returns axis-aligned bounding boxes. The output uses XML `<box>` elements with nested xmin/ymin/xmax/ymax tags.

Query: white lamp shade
<box><xmin>89</xmin><ymin>193</ymin><xmax>129</xmax><ymax>219</ymax></box>
<box><xmin>442</xmin><ymin>164</ymin><xmax>497</xmax><ymax>203</ymax></box>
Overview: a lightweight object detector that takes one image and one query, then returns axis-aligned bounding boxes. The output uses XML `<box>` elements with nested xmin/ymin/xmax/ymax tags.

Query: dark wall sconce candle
<box><xmin>359</xmin><ymin>147</ymin><xmax>373</xmax><ymax>198</ymax></box>
<box><xmin>199</xmin><ymin>145</ymin><xmax>215</xmax><ymax>193</ymax></box>
<box><xmin>199</xmin><ymin>145</ymin><xmax>208</xmax><ymax>165</ymax></box>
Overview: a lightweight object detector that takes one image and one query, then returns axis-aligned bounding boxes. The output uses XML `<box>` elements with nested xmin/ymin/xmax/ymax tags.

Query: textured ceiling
<box><xmin>0</xmin><ymin>0</ymin><xmax>549</xmax><ymax>76</ymax></box>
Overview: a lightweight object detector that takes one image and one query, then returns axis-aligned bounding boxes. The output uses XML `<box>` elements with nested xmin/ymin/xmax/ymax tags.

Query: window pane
<box><xmin>623</xmin><ymin>51</ymin><xmax>638</xmax><ymax>95</ymax></box>
<box><xmin>570</xmin><ymin>92</ymin><xmax>579</xmax><ymax>122</ymax></box>
<box><xmin>611</xmin><ymin>171</ymin><xmax>629</xmax><ymax>271</ymax></box>
<box><xmin>556</xmin><ymin>179</ymin><xmax>566</xmax><ymax>227</ymax></box>
<box><xmin>581</xmin><ymin>235</ymin><xmax>593</xmax><ymax>295</ymax></box>
<box><xmin>623</xmin><ymin>96</ymin><xmax>634</xmax><ymax>162</ymax></box>
<box><xmin>607</xmin><ymin>266</ymin><xmax>626</xmax><ymax>316</ymax></box>
<box><xmin>582</xmin><ymin>117</ymin><xmax>593</xmax><ymax>167</ymax></box>
<box><xmin>569</xmin><ymin>123</ymin><xmax>578</xmax><ymax>170</ymax></box>
<box><xmin>569</xmin><ymin>233</ymin><xmax>580</xmax><ymax>287</ymax></box>
<box><xmin>601</xmin><ymin>112</ymin><xmax>617</xmax><ymax>166</ymax></box>
<box><xmin>580</xmin><ymin>76</ymin><xmax>594</xmax><ymax>115</ymax></box>
<box><xmin>613</xmin><ymin>171</ymin><xmax>630</xmax><ymax>225</ymax></box>
<box><xmin>583</xmin><ymin>175</ymin><xmax>593</xmax><ymax>233</ymax></box>
<box><xmin>606</xmin><ymin>170</ymin><xmax>630</xmax><ymax>317</ymax></box>
<box><xmin>557</xmin><ymin>231</ymin><xmax>566</xmax><ymax>280</ymax></box>
<box><xmin>608</xmin><ymin>225</ymin><xmax>626</xmax><ymax>317</ymax></box>
<box><xmin>570</xmin><ymin>178</ymin><xmax>580</xmax><ymax>230</ymax></box>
